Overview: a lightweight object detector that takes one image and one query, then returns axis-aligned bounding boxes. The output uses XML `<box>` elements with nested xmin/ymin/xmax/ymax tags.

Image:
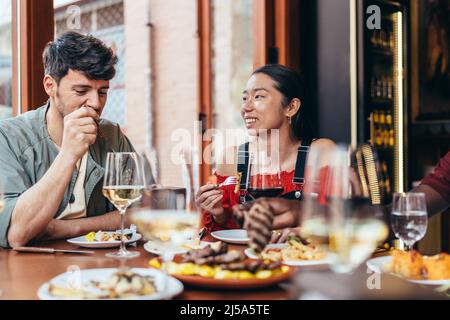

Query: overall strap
<box><xmin>237</xmin><ymin>142</ymin><xmax>250</xmax><ymax>190</ymax></box>
<box><xmin>293</xmin><ymin>137</ymin><xmax>313</xmax><ymax>185</ymax></box>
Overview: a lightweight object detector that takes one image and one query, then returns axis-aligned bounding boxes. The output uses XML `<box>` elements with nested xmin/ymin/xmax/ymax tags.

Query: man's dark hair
<box><xmin>43</xmin><ymin>31</ymin><xmax>118</xmax><ymax>83</ymax></box>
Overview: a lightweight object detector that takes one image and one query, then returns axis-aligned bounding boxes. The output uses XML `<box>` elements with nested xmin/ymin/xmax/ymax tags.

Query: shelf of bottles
<box><xmin>363</xmin><ymin>5</ymin><xmax>405</xmax><ymax>203</ymax></box>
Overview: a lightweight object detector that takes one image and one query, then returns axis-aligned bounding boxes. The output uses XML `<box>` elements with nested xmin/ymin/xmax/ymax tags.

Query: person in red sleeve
<box><xmin>415</xmin><ymin>150</ymin><xmax>450</xmax><ymax>216</ymax></box>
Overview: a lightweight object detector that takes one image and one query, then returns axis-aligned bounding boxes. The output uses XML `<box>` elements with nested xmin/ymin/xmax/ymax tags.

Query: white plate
<box><xmin>67</xmin><ymin>233</ymin><xmax>142</xmax><ymax>248</ymax></box>
<box><xmin>37</xmin><ymin>268</ymin><xmax>183</xmax><ymax>300</ymax></box>
<box><xmin>211</xmin><ymin>229</ymin><xmax>249</xmax><ymax>244</ymax></box>
<box><xmin>366</xmin><ymin>256</ymin><xmax>450</xmax><ymax>286</ymax></box>
<box><xmin>143</xmin><ymin>240</ymin><xmax>210</xmax><ymax>255</ymax></box>
<box><xmin>245</xmin><ymin>244</ymin><xmax>333</xmax><ymax>266</ymax></box>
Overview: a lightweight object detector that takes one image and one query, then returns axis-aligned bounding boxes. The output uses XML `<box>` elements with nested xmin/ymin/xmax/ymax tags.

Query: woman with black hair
<box><xmin>195</xmin><ymin>64</ymin><xmax>335</xmax><ymax>241</ymax></box>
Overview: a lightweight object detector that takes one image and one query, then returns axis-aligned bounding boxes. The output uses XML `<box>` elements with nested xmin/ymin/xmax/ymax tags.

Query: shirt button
<box><xmin>94</xmin><ymin>170</ymin><xmax>100</xmax><ymax>177</ymax></box>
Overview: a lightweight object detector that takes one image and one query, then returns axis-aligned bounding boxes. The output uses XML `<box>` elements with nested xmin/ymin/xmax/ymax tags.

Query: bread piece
<box><xmin>422</xmin><ymin>253</ymin><xmax>450</xmax><ymax>280</ymax></box>
<box><xmin>387</xmin><ymin>250</ymin><xmax>424</xmax><ymax>280</ymax></box>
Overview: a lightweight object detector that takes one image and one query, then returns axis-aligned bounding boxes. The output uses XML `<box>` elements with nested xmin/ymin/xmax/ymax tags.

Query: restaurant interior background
<box><xmin>0</xmin><ymin>0</ymin><xmax>448</xmax><ymax>253</ymax></box>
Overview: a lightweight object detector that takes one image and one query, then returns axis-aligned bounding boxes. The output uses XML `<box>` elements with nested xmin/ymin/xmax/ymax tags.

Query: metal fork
<box><xmin>215</xmin><ymin>176</ymin><xmax>237</xmax><ymax>188</ymax></box>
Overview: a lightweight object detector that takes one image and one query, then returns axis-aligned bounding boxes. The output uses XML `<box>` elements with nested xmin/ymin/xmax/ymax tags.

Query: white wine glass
<box><xmin>328</xmin><ymin>145</ymin><xmax>388</xmax><ymax>273</ymax></box>
<box><xmin>131</xmin><ymin>148</ymin><xmax>201</xmax><ymax>298</ymax></box>
<box><xmin>299</xmin><ymin>142</ymin><xmax>337</xmax><ymax>249</ymax></box>
<box><xmin>301</xmin><ymin>144</ymin><xmax>388</xmax><ymax>274</ymax></box>
<box><xmin>391</xmin><ymin>192</ymin><xmax>428</xmax><ymax>251</ymax></box>
<box><xmin>102</xmin><ymin>152</ymin><xmax>145</xmax><ymax>259</ymax></box>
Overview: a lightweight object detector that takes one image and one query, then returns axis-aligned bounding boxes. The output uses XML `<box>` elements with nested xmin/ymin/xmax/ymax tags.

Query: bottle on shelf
<box><xmin>377</xmin><ymin>111</ymin><xmax>386</xmax><ymax>148</ymax></box>
<box><xmin>382</xmin><ymin>76</ymin><xmax>389</xmax><ymax>99</ymax></box>
<box><xmin>386</xmin><ymin>111</ymin><xmax>395</xmax><ymax>148</ymax></box>
<box><xmin>382</xmin><ymin>161</ymin><xmax>391</xmax><ymax>195</ymax></box>
<box><xmin>387</xmin><ymin>76</ymin><xmax>393</xmax><ymax>99</ymax></box>
<box><xmin>380</xmin><ymin>30</ymin><xmax>388</xmax><ymax>49</ymax></box>
<box><xmin>371</xmin><ymin>76</ymin><xmax>377</xmax><ymax>98</ymax></box>
<box><xmin>376</xmin><ymin>77</ymin><xmax>382</xmax><ymax>97</ymax></box>
<box><xmin>383</xmin><ymin>111</ymin><xmax>391</xmax><ymax>148</ymax></box>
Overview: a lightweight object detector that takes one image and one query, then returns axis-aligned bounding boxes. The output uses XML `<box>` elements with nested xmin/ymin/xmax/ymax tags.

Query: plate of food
<box><xmin>67</xmin><ymin>229</ymin><xmax>142</xmax><ymax>248</ymax></box>
<box><xmin>37</xmin><ymin>268</ymin><xmax>183</xmax><ymax>300</ymax></box>
<box><xmin>210</xmin><ymin>229</ymin><xmax>249</xmax><ymax>244</ymax></box>
<box><xmin>366</xmin><ymin>250</ymin><xmax>450</xmax><ymax>286</ymax></box>
<box><xmin>148</xmin><ymin>241</ymin><xmax>294</xmax><ymax>289</ymax></box>
<box><xmin>143</xmin><ymin>239</ymin><xmax>210</xmax><ymax>255</ymax></box>
<box><xmin>244</xmin><ymin>237</ymin><xmax>332</xmax><ymax>266</ymax></box>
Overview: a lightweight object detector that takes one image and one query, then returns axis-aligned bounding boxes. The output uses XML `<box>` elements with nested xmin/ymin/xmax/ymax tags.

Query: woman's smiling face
<box><xmin>241</xmin><ymin>73</ymin><xmax>287</xmax><ymax>135</ymax></box>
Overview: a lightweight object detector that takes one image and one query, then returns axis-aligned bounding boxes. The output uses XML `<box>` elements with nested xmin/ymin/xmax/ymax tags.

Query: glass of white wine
<box><xmin>131</xmin><ymin>148</ymin><xmax>201</xmax><ymax>297</ymax></box>
<box><xmin>102</xmin><ymin>152</ymin><xmax>145</xmax><ymax>259</ymax></box>
<box><xmin>300</xmin><ymin>144</ymin><xmax>388</xmax><ymax>274</ymax></box>
<box><xmin>300</xmin><ymin>142</ymin><xmax>338</xmax><ymax>251</ymax></box>
<box><xmin>332</xmin><ymin>146</ymin><xmax>388</xmax><ymax>273</ymax></box>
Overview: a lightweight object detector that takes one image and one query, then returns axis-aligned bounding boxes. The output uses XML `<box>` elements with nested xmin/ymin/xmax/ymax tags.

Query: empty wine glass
<box><xmin>391</xmin><ymin>192</ymin><xmax>428</xmax><ymax>251</ymax></box>
<box><xmin>102</xmin><ymin>152</ymin><xmax>145</xmax><ymax>259</ymax></box>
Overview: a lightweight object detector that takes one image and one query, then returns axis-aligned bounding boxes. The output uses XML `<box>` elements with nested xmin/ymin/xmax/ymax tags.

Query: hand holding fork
<box><xmin>213</xmin><ymin>176</ymin><xmax>237</xmax><ymax>189</ymax></box>
<box><xmin>195</xmin><ymin>175</ymin><xmax>237</xmax><ymax>222</ymax></box>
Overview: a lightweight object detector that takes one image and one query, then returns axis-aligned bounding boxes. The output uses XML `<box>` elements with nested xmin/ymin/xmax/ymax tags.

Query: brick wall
<box><xmin>149</xmin><ymin>0</ymin><xmax>198</xmax><ymax>187</ymax></box>
<box><xmin>123</xmin><ymin>0</ymin><xmax>151</xmax><ymax>151</ymax></box>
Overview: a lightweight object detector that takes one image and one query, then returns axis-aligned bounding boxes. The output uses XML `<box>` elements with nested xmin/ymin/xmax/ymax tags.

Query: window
<box><xmin>211</xmin><ymin>0</ymin><xmax>253</xmax><ymax>132</ymax></box>
<box><xmin>206</xmin><ymin>0</ymin><xmax>253</xmax><ymax>175</ymax></box>
<box><xmin>54</xmin><ymin>0</ymin><xmax>126</xmax><ymax>126</ymax></box>
<box><xmin>53</xmin><ymin>0</ymin><xmax>152</xmax><ymax>154</ymax></box>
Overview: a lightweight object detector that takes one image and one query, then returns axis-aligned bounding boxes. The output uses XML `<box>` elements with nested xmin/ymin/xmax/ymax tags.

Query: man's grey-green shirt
<box><xmin>0</xmin><ymin>103</ymin><xmax>135</xmax><ymax>248</ymax></box>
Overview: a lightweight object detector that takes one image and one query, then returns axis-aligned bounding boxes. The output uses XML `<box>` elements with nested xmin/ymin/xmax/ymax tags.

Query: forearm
<box><xmin>412</xmin><ymin>184</ymin><xmax>449</xmax><ymax>217</ymax></box>
<box><xmin>8</xmin><ymin>152</ymin><xmax>77</xmax><ymax>247</ymax></box>
<box><xmin>39</xmin><ymin>211</ymin><xmax>122</xmax><ymax>241</ymax></box>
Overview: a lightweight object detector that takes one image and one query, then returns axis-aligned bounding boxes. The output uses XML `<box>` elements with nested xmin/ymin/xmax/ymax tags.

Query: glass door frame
<box><xmin>11</xmin><ymin>0</ymin><xmax>54</xmax><ymax>116</ymax></box>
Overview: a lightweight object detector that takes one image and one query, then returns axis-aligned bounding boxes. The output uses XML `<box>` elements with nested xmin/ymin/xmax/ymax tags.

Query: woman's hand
<box><xmin>195</xmin><ymin>183</ymin><xmax>225</xmax><ymax>223</ymax></box>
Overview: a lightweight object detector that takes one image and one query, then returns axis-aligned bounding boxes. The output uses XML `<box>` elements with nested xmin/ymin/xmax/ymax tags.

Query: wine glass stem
<box><xmin>405</xmin><ymin>242</ymin><xmax>414</xmax><ymax>251</ymax></box>
<box><xmin>119</xmin><ymin>208</ymin><xmax>126</xmax><ymax>253</ymax></box>
<box><xmin>162</xmin><ymin>252</ymin><xmax>175</xmax><ymax>299</ymax></box>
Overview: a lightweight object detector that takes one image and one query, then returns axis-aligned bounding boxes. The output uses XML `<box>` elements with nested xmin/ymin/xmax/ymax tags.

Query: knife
<box><xmin>13</xmin><ymin>246</ymin><xmax>95</xmax><ymax>255</ymax></box>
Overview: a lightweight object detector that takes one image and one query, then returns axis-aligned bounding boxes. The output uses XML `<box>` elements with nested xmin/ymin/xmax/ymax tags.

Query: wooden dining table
<box><xmin>0</xmin><ymin>235</ymin><xmax>300</xmax><ymax>300</ymax></box>
<box><xmin>0</xmin><ymin>236</ymin><xmax>445</xmax><ymax>300</ymax></box>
